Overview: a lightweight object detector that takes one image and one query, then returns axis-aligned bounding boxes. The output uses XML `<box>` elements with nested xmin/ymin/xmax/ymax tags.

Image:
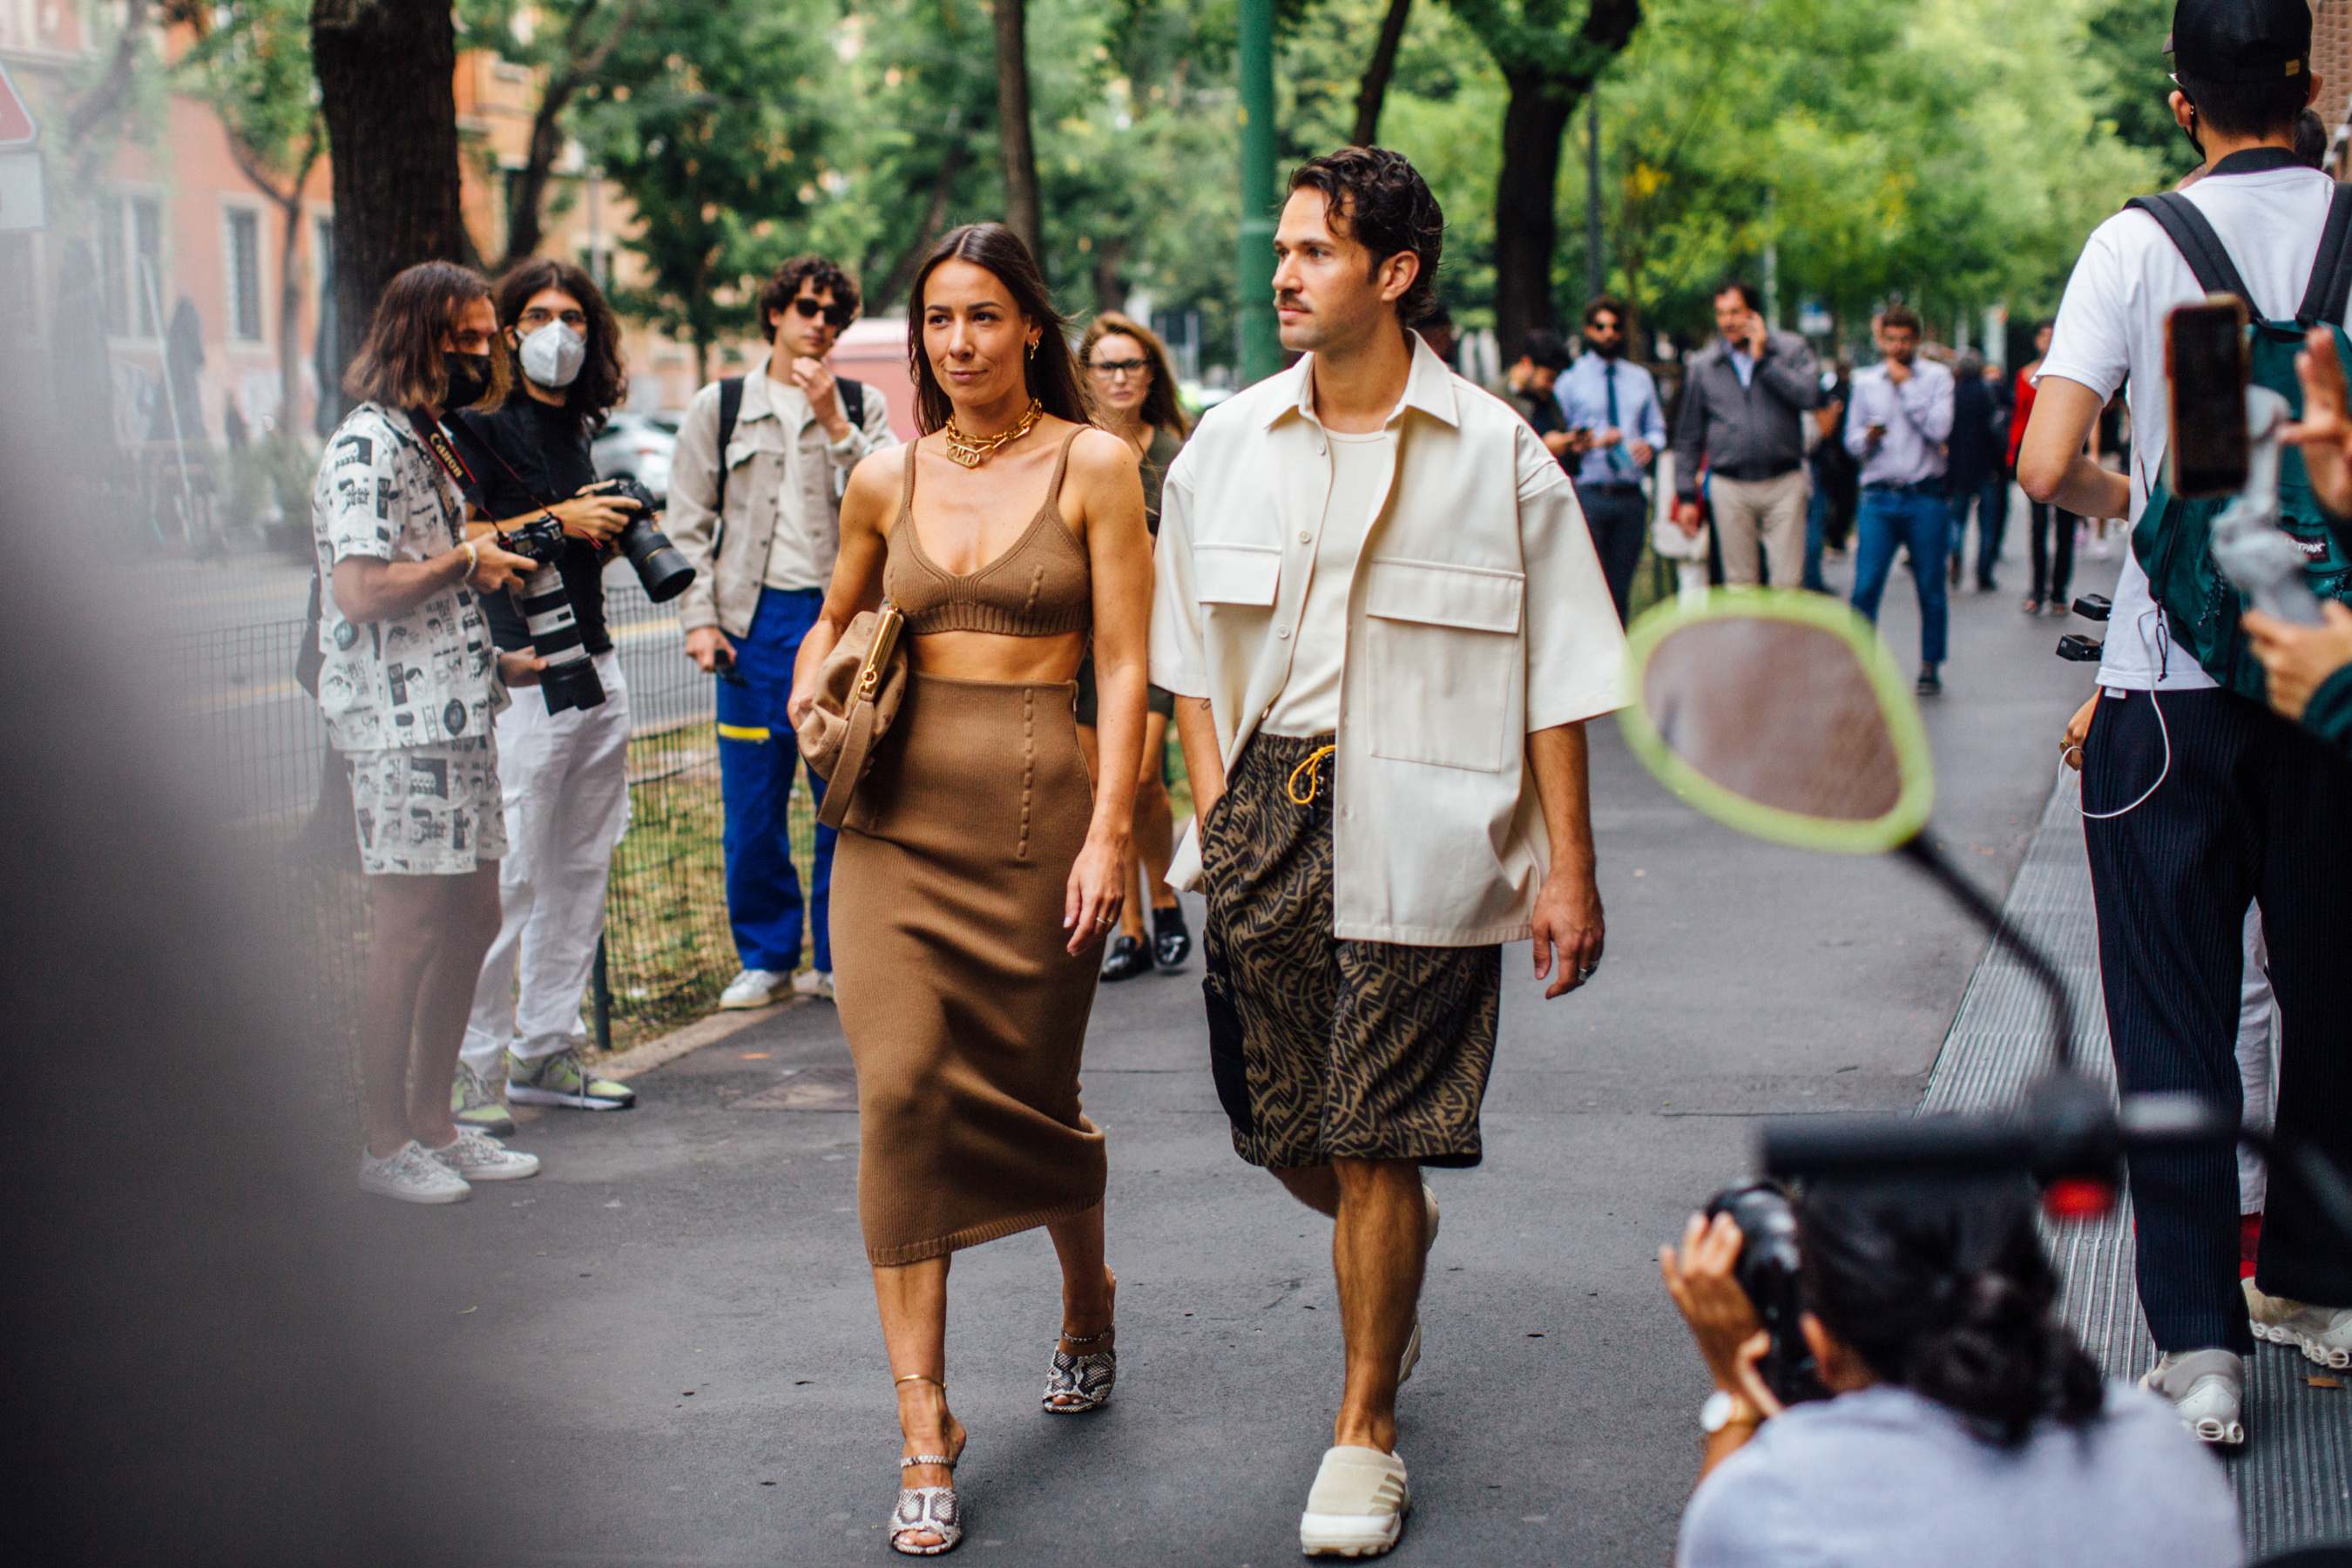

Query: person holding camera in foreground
<box><xmin>444</xmin><ymin>259</ymin><xmax>645</xmax><ymax>1132</ymax></box>
<box><xmin>1659</xmin><ymin>1183</ymin><xmax>2241</xmax><ymax>1568</ymax></box>
<box><xmin>2024</xmin><ymin>0</ymin><xmax>2352</xmax><ymax>1442</ymax></box>
<box><xmin>310</xmin><ymin>261</ymin><xmax>546</xmax><ymax>1203</ymax></box>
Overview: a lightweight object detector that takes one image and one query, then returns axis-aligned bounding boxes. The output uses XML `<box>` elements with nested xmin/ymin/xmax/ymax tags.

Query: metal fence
<box><xmin>166</xmin><ymin>565</ymin><xmax>820</xmax><ymax>1059</ymax></box>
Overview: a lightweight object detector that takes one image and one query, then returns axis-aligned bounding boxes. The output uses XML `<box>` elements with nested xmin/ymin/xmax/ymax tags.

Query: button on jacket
<box><xmin>1671</xmin><ymin>328</ymin><xmax>1821</xmax><ymax>497</ymax></box>
<box><xmin>666</xmin><ymin>354</ymin><xmax>899</xmax><ymax>638</ymax></box>
<box><xmin>1151</xmin><ymin>336</ymin><xmax>1627</xmax><ymax>946</ymax></box>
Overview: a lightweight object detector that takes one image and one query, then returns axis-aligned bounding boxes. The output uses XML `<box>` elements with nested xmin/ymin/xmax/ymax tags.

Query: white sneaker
<box><xmin>357</xmin><ymin>1140</ymin><xmax>471</xmax><ymax>1205</ymax></box>
<box><xmin>2139</xmin><ymin>1348</ymin><xmax>2245</xmax><ymax>1446</ymax></box>
<box><xmin>1300</xmin><ymin>1444</ymin><xmax>1410</xmax><ymax>1558</ymax></box>
<box><xmin>792</xmin><ymin>968</ymin><xmax>835</xmax><ymax>1001</ymax></box>
<box><xmin>719</xmin><ymin>968</ymin><xmax>788</xmax><ymax>1010</ymax></box>
<box><xmin>429</xmin><ymin>1127</ymin><xmax>541</xmax><ymax>1182</ymax></box>
<box><xmin>2247</xmin><ymin>1279</ymin><xmax>2352</xmax><ymax>1369</ymax></box>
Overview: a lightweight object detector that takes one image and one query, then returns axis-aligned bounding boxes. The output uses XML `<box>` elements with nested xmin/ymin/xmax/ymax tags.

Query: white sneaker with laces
<box><xmin>357</xmin><ymin>1140</ymin><xmax>471</xmax><ymax>1205</ymax></box>
<box><xmin>429</xmin><ymin>1127</ymin><xmax>541</xmax><ymax>1182</ymax></box>
<box><xmin>1300</xmin><ymin>1444</ymin><xmax>1410</xmax><ymax>1558</ymax></box>
<box><xmin>2139</xmin><ymin>1348</ymin><xmax>2245</xmax><ymax>1446</ymax></box>
<box><xmin>792</xmin><ymin>968</ymin><xmax>835</xmax><ymax>1001</ymax></box>
<box><xmin>719</xmin><ymin>968</ymin><xmax>788</xmax><ymax>1010</ymax></box>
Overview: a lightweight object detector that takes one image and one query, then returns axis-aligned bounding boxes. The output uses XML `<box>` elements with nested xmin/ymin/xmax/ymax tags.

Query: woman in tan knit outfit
<box><xmin>789</xmin><ymin>223</ymin><xmax>1152</xmax><ymax>1555</ymax></box>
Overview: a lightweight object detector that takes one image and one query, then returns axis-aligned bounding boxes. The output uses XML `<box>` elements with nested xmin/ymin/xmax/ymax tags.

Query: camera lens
<box><xmin>619</xmin><ymin>517</ymin><xmax>695</xmax><ymax>604</ymax></box>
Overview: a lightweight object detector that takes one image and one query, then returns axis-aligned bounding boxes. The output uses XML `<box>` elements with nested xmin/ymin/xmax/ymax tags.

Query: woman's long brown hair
<box><xmin>1078</xmin><ymin>312</ymin><xmax>1189</xmax><ymax>439</ymax></box>
<box><xmin>905</xmin><ymin>223</ymin><xmax>1086</xmax><ymax>435</ymax></box>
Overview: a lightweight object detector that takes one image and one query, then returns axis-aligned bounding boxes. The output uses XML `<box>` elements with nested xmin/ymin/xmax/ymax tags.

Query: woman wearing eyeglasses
<box><xmin>1078</xmin><ymin>312</ymin><xmax>1193</xmax><ymax>982</ymax></box>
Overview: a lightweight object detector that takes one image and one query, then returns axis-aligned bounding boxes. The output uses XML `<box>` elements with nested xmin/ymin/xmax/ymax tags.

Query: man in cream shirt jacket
<box><xmin>1153</xmin><ymin>148</ymin><xmax>1624</xmax><ymax>1558</ymax></box>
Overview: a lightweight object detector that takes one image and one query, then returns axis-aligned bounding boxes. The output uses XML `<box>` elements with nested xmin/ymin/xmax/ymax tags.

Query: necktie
<box><xmin>1605</xmin><ymin>363</ymin><xmax>1635</xmax><ymax>481</ymax></box>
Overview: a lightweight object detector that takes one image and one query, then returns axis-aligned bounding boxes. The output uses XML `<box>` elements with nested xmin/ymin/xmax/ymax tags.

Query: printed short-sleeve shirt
<box><xmin>311</xmin><ymin>402</ymin><xmax>501</xmax><ymax>751</ymax></box>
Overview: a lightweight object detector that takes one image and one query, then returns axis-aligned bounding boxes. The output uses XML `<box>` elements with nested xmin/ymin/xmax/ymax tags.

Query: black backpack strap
<box><xmin>2126</xmin><ymin>192</ymin><xmax>2255</xmax><ymax>307</ymax></box>
<box><xmin>713</xmin><ymin>375</ymin><xmax>746</xmax><ymax>516</ymax></box>
<box><xmin>2297</xmin><ymin>182</ymin><xmax>2352</xmax><ymax>327</ymax></box>
<box><xmin>839</xmin><ymin>375</ymin><xmax>865</xmax><ymax>432</ymax></box>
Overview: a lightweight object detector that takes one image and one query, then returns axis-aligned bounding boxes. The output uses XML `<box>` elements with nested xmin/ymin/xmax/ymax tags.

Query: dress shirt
<box><xmin>1152</xmin><ymin>335</ymin><xmax>1626</xmax><ymax>946</ymax></box>
<box><xmin>1844</xmin><ymin>358</ymin><xmax>1955</xmax><ymax>487</ymax></box>
<box><xmin>1554</xmin><ymin>352</ymin><xmax>1667</xmax><ymax>487</ymax></box>
<box><xmin>1729</xmin><ymin>346</ymin><xmax>1757</xmax><ymax>388</ymax></box>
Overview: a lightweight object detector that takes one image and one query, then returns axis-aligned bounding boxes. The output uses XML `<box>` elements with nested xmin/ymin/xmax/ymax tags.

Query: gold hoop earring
<box><xmin>1028</xmin><ymin>339</ymin><xmax>1038</xmax><ymax>360</ymax></box>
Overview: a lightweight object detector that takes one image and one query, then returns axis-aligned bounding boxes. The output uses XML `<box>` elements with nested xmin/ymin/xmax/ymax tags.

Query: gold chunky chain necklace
<box><xmin>943</xmin><ymin>398</ymin><xmax>1044</xmax><ymax>468</ymax></box>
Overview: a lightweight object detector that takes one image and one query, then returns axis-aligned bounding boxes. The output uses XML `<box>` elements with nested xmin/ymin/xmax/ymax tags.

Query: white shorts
<box><xmin>345</xmin><ymin>738</ymin><xmax>510</xmax><ymax>875</ymax></box>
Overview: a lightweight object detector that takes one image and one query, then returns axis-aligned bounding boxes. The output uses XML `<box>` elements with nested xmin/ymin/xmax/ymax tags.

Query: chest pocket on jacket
<box><xmin>1194</xmin><ymin>541</ymin><xmax>1281</xmax><ymax>606</ymax></box>
<box><xmin>1361</xmin><ymin>558</ymin><xmax>1523</xmax><ymax>772</ymax></box>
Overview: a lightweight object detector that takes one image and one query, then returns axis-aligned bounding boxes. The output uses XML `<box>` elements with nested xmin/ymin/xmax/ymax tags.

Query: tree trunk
<box><xmin>992</xmin><ymin>0</ymin><xmax>1041</xmax><ymax>256</ymax></box>
<box><xmin>1093</xmin><ymin>234</ymin><xmax>1127</xmax><ymax>315</ymax></box>
<box><xmin>1351</xmin><ymin>0</ymin><xmax>1414</xmax><ymax>148</ymax></box>
<box><xmin>274</xmin><ymin>152</ymin><xmax>321</xmax><ymax>430</ymax></box>
<box><xmin>311</xmin><ymin>0</ymin><xmax>470</xmax><ymax>388</ymax></box>
<box><xmin>499</xmin><ymin>0</ymin><xmax>639</xmax><ymax>269</ymax></box>
<box><xmin>877</xmin><ymin>108</ymin><xmax>967</xmax><ymax>311</ymax></box>
<box><xmin>1491</xmin><ymin>67</ymin><xmax>1576</xmax><ymax>366</ymax></box>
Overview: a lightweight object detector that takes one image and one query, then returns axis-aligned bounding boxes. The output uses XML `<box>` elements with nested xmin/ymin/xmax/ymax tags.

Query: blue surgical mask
<box><xmin>518</xmin><ymin>321</ymin><xmax>587</xmax><ymax>389</ymax></box>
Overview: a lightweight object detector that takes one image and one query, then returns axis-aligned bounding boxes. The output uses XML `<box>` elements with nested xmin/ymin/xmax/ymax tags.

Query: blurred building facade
<box><xmin>0</xmin><ymin>4</ymin><xmax>732</xmax><ymax>466</ymax></box>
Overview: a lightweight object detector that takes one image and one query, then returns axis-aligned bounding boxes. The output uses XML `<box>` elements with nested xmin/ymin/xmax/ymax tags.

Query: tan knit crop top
<box><xmin>884</xmin><ymin>429</ymin><xmax>1092</xmax><ymax>637</ymax></box>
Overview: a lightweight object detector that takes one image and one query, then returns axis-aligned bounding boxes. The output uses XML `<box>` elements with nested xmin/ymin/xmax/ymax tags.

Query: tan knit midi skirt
<box><xmin>831</xmin><ymin>672</ymin><xmax>1107</xmax><ymax>1266</ymax></box>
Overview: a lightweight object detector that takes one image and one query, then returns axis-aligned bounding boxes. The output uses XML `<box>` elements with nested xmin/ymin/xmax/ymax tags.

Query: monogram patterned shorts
<box><xmin>344</xmin><ymin>739</ymin><xmax>509</xmax><ymax>875</ymax></box>
<box><xmin>1199</xmin><ymin>732</ymin><xmax>1502</xmax><ymax>1171</ymax></box>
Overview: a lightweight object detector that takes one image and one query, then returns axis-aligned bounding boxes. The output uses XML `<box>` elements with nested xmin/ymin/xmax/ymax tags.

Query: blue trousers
<box><xmin>1802</xmin><ymin>477</ymin><xmax>1832</xmax><ymax>591</ymax></box>
<box><xmin>1850</xmin><ymin>486</ymin><xmax>1950</xmax><ymax>665</ymax></box>
<box><xmin>717</xmin><ymin>587</ymin><xmax>835</xmax><ymax>974</ymax></box>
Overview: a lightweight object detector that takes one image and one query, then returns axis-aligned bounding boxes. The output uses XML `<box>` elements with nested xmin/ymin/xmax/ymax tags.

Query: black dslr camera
<box><xmin>586</xmin><ymin>477</ymin><xmax>695</xmax><ymax>603</ymax></box>
<box><xmin>1703</xmin><ymin>1179</ymin><xmax>1830</xmax><ymax>1408</ymax></box>
<box><xmin>498</xmin><ymin>517</ymin><xmax>607</xmax><ymax>713</ymax></box>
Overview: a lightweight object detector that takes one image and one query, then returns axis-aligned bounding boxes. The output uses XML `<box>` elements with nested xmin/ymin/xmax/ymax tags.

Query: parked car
<box><xmin>591</xmin><ymin>411</ymin><xmax>678</xmax><ymax>499</ymax></box>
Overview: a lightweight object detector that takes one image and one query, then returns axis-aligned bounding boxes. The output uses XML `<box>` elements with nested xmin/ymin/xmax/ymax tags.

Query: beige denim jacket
<box><xmin>666</xmin><ymin>355</ymin><xmax>898</xmax><ymax>637</ymax></box>
<box><xmin>1151</xmin><ymin>336</ymin><xmax>1626</xmax><ymax>945</ymax></box>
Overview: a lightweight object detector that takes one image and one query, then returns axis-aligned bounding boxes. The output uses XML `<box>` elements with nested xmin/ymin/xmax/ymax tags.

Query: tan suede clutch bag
<box><xmin>794</xmin><ymin>603</ymin><xmax>908</xmax><ymax>829</ymax></box>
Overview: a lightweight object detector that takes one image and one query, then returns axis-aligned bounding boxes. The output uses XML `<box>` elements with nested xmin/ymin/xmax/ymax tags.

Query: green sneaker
<box><xmin>452</xmin><ymin>1061</ymin><xmax>516</xmax><ymax>1136</ymax></box>
<box><xmin>506</xmin><ymin>1046</ymin><xmax>637</xmax><ymax>1112</ymax></box>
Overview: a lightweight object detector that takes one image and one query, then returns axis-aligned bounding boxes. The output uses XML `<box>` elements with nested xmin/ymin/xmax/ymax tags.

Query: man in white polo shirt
<box><xmin>1153</xmin><ymin>147</ymin><xmax>1624</xmax><ymax>1557</ymax></box>
<box><xmin>2021</xmin><ymin>0</ymin><xmax>2352</xmax><ymax>1450</ymax></box>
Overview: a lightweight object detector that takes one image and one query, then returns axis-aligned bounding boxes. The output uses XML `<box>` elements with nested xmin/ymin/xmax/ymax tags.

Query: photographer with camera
<box><xmin>311</xmin><ymin>261</ymin><xmax>546</xmax><ymax>1203</ymax></box>
<box><xmin>1659</xmin><ymin>1183</ymin><xmax>2240</xmax><ymax>1568</ymax></box>
<box><xmin>444</xmin><ymin>259</ymin><xmax>645</xmax><ymax>1131</ymax></box>
<box><xmin>667</xmin><ymin>257</ymin><xmax>897</xmax><ymax>1009</ymax></box>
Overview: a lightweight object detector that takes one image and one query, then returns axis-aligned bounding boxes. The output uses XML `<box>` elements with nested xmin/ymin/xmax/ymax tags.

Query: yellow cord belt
<box><xmin>1286</xmin><ymin>744</ymin><xmax>1337</xmax><ymax>805</ymax></box>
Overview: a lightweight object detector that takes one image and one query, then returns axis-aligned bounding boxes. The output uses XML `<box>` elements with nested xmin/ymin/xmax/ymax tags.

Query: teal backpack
<box><xmin>2125</xmin><ymin>183</ymin><xmax>2352</xmax><ymax>700</ymax></box>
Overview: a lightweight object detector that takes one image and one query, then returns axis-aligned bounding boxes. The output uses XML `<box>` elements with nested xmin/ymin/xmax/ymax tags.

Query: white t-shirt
<box><xmin>1262</xmin><ymin>426</ymin><xmax>1394</xmax><ymax>737</ymax></box>
<box><xmin>760</xmin><ymin>378</ymin><xmax>828</xmax><ymax>591</ymax></box>
<box><xmin>2040</xmin><ymin>164</ymin><xmax>2340</xmax><ymax>690</ymax></box>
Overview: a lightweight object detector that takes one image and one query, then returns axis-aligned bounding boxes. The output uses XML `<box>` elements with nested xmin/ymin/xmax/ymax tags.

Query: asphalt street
<box><xmin>342</xmin><ymin>519</ymin><xmax>2126</xmax><ymax>1567</ymax></box>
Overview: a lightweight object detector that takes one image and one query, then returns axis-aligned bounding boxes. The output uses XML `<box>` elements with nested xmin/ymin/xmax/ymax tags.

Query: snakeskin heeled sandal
<box><xmin>889</xmin><ymin>1373</ymin><xmax>963</xmax><ymax>1556</ymax></box>
<box><xmin>1042</xmin><ymin>1324</ymin><xmax>1116</xmax><ymax>1413</ymax></box>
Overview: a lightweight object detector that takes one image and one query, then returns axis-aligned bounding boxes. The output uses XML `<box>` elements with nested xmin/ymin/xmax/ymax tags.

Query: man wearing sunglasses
<box><xmin>669</xmin><ymin>256</ymin><xmax>899</xmax><ymax>1010</ymax></box>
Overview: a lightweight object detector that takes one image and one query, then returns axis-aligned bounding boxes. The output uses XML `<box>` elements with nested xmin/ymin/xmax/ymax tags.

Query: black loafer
<box><xmin>1152</xmin><ymin>904</ymin><xmax>1192</xmax><ymax>970</ymax></box>
<box><xmin>1100</xmin><ymin>934</ymin><xmax>1152</xmax><ymax>982</ymax></box>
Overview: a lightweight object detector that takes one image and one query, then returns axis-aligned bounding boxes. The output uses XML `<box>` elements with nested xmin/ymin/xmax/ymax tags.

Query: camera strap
<box><xmin>416</xmin><ymin>407</ymin><xmax>571</xmax><ymax>544</ymax></box>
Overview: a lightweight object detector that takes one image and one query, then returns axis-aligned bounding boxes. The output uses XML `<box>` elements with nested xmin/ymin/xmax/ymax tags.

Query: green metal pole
<box><xmin>1236</xmin><ymin>0</ymin><xmax>1279</xmax><ymax>386</ymax></box>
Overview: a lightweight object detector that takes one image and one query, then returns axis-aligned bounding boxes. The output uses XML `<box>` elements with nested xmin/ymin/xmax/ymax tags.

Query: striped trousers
<box><xmin>2083</xmin><ymin>686</ymin><xmax>2352</xmax><ymax>1352</ymax></box>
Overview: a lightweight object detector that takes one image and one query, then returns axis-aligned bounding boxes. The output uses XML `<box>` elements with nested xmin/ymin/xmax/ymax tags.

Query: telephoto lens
<box><xmin>498</xmin><ymin>517</ymin><xmax>607</xmax><ymax>713</ymax></box>
<box><xmin>1703</xmin><ymin>1180</ymin><xmax>1830</xmax><ymax>1408</ymax></box>
<box><xmin>591</xmin><ymin>477</ymin><xmax>696</xmax><ymax>603</ymax></box>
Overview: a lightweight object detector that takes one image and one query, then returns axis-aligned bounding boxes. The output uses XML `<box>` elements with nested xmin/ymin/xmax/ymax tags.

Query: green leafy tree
<box><xmin>1443</xmin><ymin>0</ymin><xmax>1641</xmax><ymax>360</ymax></box>
<box><xmin>2084</xmin><ymin>0</ymin><xmax>2201</xmax><ymax>187</ymax></box>
<box><xmin>459</xmin><ymin>0</ymin><xmax>646</xmax><ymax>269</ymax></box>
<box><xmin>571</xmin><ymin>0</ymin><xmax>838</xmax><ymax>382</ymax></box>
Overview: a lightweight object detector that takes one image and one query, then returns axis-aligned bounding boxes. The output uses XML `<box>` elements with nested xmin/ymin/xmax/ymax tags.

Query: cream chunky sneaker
<box><xmin>1300</xmin><ymin>1444</ymin><xmax>1410</xmax><ymax>1558</ymax></box>
<box><xmin>2247</xmin><ymin>1279</ymin><xmax>2352</xmax><ymax>1369</ymax></box>
<box><xmin>2139</xmin><ymin>1348</ymin><xmax>2246</xmax><ymax>1446</ymax></box>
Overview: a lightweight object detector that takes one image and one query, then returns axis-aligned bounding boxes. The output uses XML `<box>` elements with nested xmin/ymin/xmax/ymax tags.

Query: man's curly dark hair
<box><xmin>757</xmin><ymin>255</ymin><xmax>862</xmax><ymax>341</ymax></box>
<box><xmin>1287</xmin><ymin>146</ymin><xmax>1444</xmax><ymax>328</ymax></box>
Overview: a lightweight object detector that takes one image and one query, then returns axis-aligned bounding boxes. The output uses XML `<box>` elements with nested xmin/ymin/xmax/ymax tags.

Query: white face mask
<box><xmin>518</xmin><ymin>321</ymin><xmax>587</xmax><ymax>389</ymax></box>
